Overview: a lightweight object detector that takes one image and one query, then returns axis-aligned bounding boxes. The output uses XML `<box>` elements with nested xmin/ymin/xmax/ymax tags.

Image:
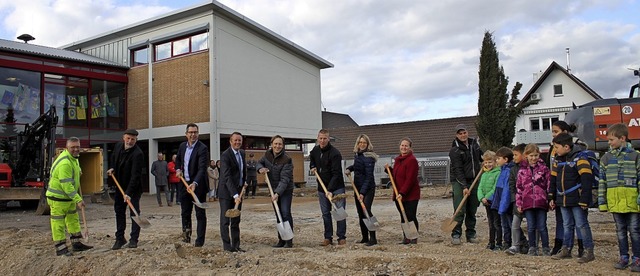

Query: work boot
<box><xmin>614</xmin><ymin>255</ymin><xmax>630</xmax><ymax>270</ymax></box>
<box><xmin>284</xmin><ymin>239</ymin><xmax>293</xmax><ymax>248</ymax></box>
<box><xmin>577</xmin><ymin>248</ymin><xmax>595</xmax><ymax>263</ymax></box>
<box><xmin>127</xmin><ymin>240</ymin><xmax>138</xmax><ymax>248</ymax></box>
<box><xmin>70</xmin><ymin>234</ymin><xmax>93</xmax><ymax>251</ymax></box>
<box><xmin>550</xmin><ymin>238</ymin><xmax>563</xmax><ymax>255</ymax></box>
<box><xmin>55</xmin><ymin>242</ymin><xmax>72</xmax><ymax>256</ymax></box>
<box><xmin>551</xmin><ymin>247</ymin><xmax>572</xmax><ymax>260</ymax></box>
<box><xmin>358</xmin><ymin>238</ymin><xmax>369</xmax><ymax>244</ymax></box>
<box><xmin>576</xmin><ymin>239</ymin><xmax>584</xmax><ymax>258</ymax></box>
<box><xmin>273</xmin><ymin>240</ymin><xmax>286</xmax><ymax>248</ymax></box>
<box><xmin>182</xmin><ymin>229</ymin><xmax>191</xmax><ymax>243</ymax></box>
<box><xmin>366</xmin><ymin>232</ymin><xmax>377</xmax><ymax>246</ymax></box>
<box><xmin>320</xmin><ymin>239</ymin><xmax>332</xmax><ymax>246</ymax></box>
<box><xmin>111</xmin><ymin>238</ymin><xmax>127</xmax><ymax>250</ymax></box>
<box><xmin>338</xmin><ymin>239</ymin><xmax>347</xmax><ymax>245</ymax></box>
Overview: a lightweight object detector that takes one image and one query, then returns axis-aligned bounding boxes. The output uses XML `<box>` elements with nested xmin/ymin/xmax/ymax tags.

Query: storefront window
<box><xmin>0</xmin><ymin>67</ymin><xmax>41</xmax><ymax>124</ymax></box>
<box><xmin>90</xmin><ymin>80</ymin><xmax>126</xmax><ymax>130</ymax></box>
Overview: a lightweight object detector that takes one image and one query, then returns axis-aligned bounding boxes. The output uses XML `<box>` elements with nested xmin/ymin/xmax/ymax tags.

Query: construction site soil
<box><xmin>0</xmin><ymin>186</ymin><xmax>630</xmax><ymax>275</ymax></box>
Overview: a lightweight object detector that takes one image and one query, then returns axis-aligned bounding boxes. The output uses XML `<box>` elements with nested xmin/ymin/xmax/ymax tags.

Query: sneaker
<box><xmin>493</xmin><ymin>245</ymin><xmax>503</xmax><ymax>251</ymax></box>
<box><xmin>486</xmin><ymin>243</ymin><xmax>494</xmax><ymax>250</ymax></box>
<box><xmin>630</xmin><ymin>256</ymin><xmax>640</xmax><ymax>272</ymax></box>
<box><xmin>505</xmin><ymin>246</ymin><xmax>519</xmax><ymax>255</ymax></box>
<box><xmin>451</xmin><ymin>236</ymin><xmax>461</xmax><ymax>245</ymax></box>
<box><xmin>126</xmin><ymin>240</ymin><xmax>138</xmax><ymax>248</ymax></box>
<box><xmin>467</xmin><ymin>237</ymin><xmax>479</xmax><ymax>243</ymax></box>
<box><xmin>527</xmin><ymin>247</ymin><xmax>538</xmax><ymax>256</ymax></box>
<box><xmin>615</xmin><ymin>255</ymin><xmax>630</xmax><ymax>270</ymax></box>
<box><xmin>338</xmin><ymin>239</ymin><xmax>347</xmax><ymax>245</ymax></box>
<box><xmin>541</xmin><ymin>247</ymin><xmax>551</xmax><ymax>256</ymax></box>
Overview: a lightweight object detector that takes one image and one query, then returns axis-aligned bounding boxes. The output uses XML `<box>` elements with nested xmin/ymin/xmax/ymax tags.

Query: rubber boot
<box><xmin>577</xmin><ymin>248</ymin><xmax>595</xmax><ymax>263</ymax></box>
<box><xmin>551</xmin><ymin>246</ymin><xmax>572</xmax><ymax>260</ymax></box>
<box><xmin>577</xmin><ymin>239</ymin><xmax>584</xmax><ymax>258</ymax></box>
<box><xmin>550</xmin><ymin>238</ymin><xmax>563</xmax><ymax>256</ymax></box>
<box><xmin>182</xmin><ymin>229</ymin><xmax>191</xmax><ymax>243</ymax></box>
<box><xmin>366</xmin><ymin>231</ymin><xmax>377</xmax><ymax>246</ymax></box>
<box><xmin>70</xmin><ymin>234</ymin><xmax>93</xmax><ymax>251</ymax></box>
<box><xmin>55</xmin><ymin>241</ymin><xmax>72</xmax><ymax>256</ymax></box>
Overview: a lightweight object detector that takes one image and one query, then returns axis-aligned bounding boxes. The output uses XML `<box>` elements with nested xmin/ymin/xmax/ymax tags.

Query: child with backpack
<box><xmin>598</xmin><ymin>123</ymin><xmax>640</xmax><ymax>271</ymax></box>
<box><xmin>491</xmin><ymin>147</ymin><xmax>517</xmax><ymax>250</ymax></box>
<box><xmin>516</xmin><ymin>144</ymin><xmax>551</xmax><ymax>256</ymax></box>
<box><xmin>477</xmin><ymin>150</ymin><xmax>502</xmax><ymax>250</ymax></box>
<box><xmin>550</xmin><ymin>133</ymin><xmax>596</xmax><ymax>263</ymax></box>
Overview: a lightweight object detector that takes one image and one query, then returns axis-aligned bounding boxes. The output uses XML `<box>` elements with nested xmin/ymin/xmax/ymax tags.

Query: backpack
<box><xmin>556</xmin><ymin>150</ymin><xmax>600</xmax><ymax>207</ymax></box>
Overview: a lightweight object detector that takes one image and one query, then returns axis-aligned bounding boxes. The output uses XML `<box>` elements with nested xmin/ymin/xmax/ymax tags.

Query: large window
<box><xmin>132</xmin><ymin>48</ymin><xmax>148</xmax><ymax>66</ymax></box>
<box><xmin>530</xmin><ymin>116</ymin><xmax>559</xmax><ymax>131</ymax></box>
<box><xmin>0</xmin><ymin>67</ymin><xmax>42</xmax><ymax>124</ymax></box>
<box><xmin>153</xmin><ymin>32</ymin><xmax>209</xmax><ymax>62</ymax></box>
<box><xmin>90</xmin><ymin>80</ymin><xmax>126</xmax><ymax>130</ymax></box>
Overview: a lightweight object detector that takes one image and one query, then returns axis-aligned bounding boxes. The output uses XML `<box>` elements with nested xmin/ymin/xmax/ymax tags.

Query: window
<box><xmin>89</xmin><ymin>80</ymin><xmax>126</xmax><ymax>130</ymax></box>
<box><xmin>152</xmin><ymin>32</ymin><xmax>209</xmax><ymax>62</ymax></box>
<box><xmin>530</xmin><ymin>117</ymin><xmax>540</xmax><ymax>131</ymax></box>
<box><xmin>132</xmin><ymin>48</ymin><xmax>148</xmax><ymax>66</ymax></box>
<box><xmin>554</xmin><ymin>84</ymin><xmax>563</xmax><ymax>96</ymax></box>
<box><xmin>530</xmin><ymin>116</ymin><xmax>559</xmax><ymax>131</ymax></box>
<box><xmin>0</xmin><ymin>67</ymin><xmax>42</xmax><ymax>124</ymax></box>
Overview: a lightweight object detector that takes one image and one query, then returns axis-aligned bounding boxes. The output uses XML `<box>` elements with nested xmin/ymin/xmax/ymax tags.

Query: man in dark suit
<box><xmin>218</xmin><ymin>132</ymin><xmax>247</xmax><ymax>252</ymax></box>
<box><xmin>175</xmin><ymin>123</ymin><xmax>209</xmax><ymax>247</ymax></box>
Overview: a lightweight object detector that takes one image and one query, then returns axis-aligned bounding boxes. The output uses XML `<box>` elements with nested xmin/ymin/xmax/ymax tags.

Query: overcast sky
<box><xmin>1</xmin><ymin>0</ymin><xmax>639</xmax><ymax>125</ymax></box>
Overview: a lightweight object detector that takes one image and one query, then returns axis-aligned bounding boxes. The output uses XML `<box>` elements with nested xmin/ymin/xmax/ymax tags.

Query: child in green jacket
<box><xmin>478</xmin><ymin>150</ymin><xmax>502</xmax><ymax>250</ymax></box>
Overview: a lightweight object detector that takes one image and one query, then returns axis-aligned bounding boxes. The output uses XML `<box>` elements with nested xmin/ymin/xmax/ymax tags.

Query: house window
<box><xmin>554</xmin><ymin>84</ymin><xmax>563</xmax><ymax>96</ymax></box>
<box><xmin>530</xmin><ymin>117</ymin><xmax>540</xmax><ymax>131</ymax></box>
<box><xmin>132</xmin><ymin>48</ymin><xmax>148</xmax><ymax>66</ymax></box>
<box><xmin>541</xmin><ymin>117</ymin><xmax>559</xmax><ymax>131</ymax></box>
<box><xmin>152</xmin><ymin>32</ymin><xmax>209</xmax><ymax>62</ymax></box>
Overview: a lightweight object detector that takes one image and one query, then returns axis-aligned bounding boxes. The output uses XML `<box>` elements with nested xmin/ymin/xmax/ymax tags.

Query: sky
<box><xmin>1</xmin><ymin>0</ymin><xmax>639</xmax><ymax>126</ymax></box>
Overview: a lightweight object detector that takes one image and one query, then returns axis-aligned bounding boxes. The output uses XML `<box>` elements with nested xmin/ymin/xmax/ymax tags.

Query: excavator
<box><xmin>0</xmin><ymin>106</ymin><xmax>57</xmax><ymax>214</ymax></box>
<box><xmin>564</xmin><ymin>69</ymin><xmax>640</xmax><ymax>151</ymax></box>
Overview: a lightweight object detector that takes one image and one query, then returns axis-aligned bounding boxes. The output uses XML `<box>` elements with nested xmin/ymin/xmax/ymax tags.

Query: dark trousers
<box><xmin>156</xmin><ymin>184</ymin><xmax>169</xmax><ymax>205</ymax></box>
<box><xmin>169</xmin><ymin>182</ymin><xmax>178</xmax><ymax>203</ymax></box>
<box><xmin>180</xmin><ymin>186</ymin><xmax>207</xmax><ymax>246</ymax></box>
<box><xmin>275</xmin><ymin>189</ymin><xmax>294</xmax><ymax>241</ymax></box>
<box><xmin>114</xmin><ymin>193</ymin><xmax>141</xmax><ymax>242</ymax></box>
<box><xmin>219</xmin><ymin>198</ymin><xmax>242</xmax><ymax>250</ymax></box>
<box><xmin>354</xmin><ymin>188</ymin><xmax>375</xmax><ymax>240</ymax></box>
<box><xmin>247</xmin><ymin>177</ymin><xmax>257</xmax><ymax>196</ymax></box>
<box><xmin>176</xmin><ymin>183</ymin><xmax>185</xmax><ymax>204</ymax></box>
<box><xmin>485</xmin><ymin>205</ymin><xmax>502</xmax><ymax>245</ymax></box>
<box><xmin>613</xmin><ymin>212</ymin><xmax>640</xmax><ymax>257</ymax></box>
<box><xmin>451</xmin><ymin>181</ymin><xmax>478</xmax><ymax>238</ymax></box>
<box><xmin>395</xmin><ymin>199</ymin><xmax>419</xmax><ymax>235</ymax></box>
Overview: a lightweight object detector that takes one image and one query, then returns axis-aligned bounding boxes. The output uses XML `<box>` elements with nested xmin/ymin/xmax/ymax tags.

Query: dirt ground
<box><xmin>0</xmin><ymin>185</ymin><xmax>631</xmax><ymax>275</ymax></box>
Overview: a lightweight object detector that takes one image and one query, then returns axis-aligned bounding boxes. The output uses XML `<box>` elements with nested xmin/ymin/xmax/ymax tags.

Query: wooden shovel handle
<box><xmin>179</xmin><ymin>176</ymin><xmax>201</xmax><ymax>201</ymax></box>
<box><xmin>232</xmin><ymin>184</ymin><xmax>248</xmax><ymax>210</ymax></box>
<box><xmin>347</xmin><ymin>174</ymin><xmax>371</xmax><ymax>219</ymax></box>
<box><xmin>110</xmin><ymin>174</ymin><xmax>138</xmax><ymax>213</ymax></box>
<box><xmin>385</xmin><ymin>166</ymin><xmax>409</xmax><ymax>222</ymax></box>
<box><xmin>313</xmin><ymin>170</ymin><xmax>334</xmax><ymax>201</ymax></box>
<box><xmin>264</xmin><ymin>175</ymin><xmax>285</xmax><ymax>222</ymax></box>
<box><xmin>450</xmin><ymin>170</ymin><xmax>484</xmax><ymax>219</ymax></box>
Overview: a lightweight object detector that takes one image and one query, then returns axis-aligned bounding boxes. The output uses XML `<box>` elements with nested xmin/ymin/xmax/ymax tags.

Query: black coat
<box><xmin>176</xmin><ymin>140</ymin><xmax>209</xmax><ymax>197</ymax></box>
<box><xmin>218</xmin><ymin>147</ymin><xmax>247</xmax><ymax>200</ymax></box>
<box><xmin>109</xmin><ymin>142</ymin><xmax>144</xmax><ymax>197</ymax></box>
<box><xmin>256</xmin><ymin>149</ymin><xmax>294</xmax><ymax>195</ymax></box>
<box><xmin>309</xmin><ymin>143</ymin><xmax>344</xmax><ymax>192</ymax></box>
<box><xmin>449</xmin><ymin>137</ymin><xmax>483</xmax><ymax>189</ymax></box>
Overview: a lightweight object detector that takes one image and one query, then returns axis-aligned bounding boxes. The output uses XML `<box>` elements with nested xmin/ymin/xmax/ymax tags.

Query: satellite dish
<box><xmin>17</xmin><ymin>34</ymin><xmax>35</xmax><ymax>43</ymax></box>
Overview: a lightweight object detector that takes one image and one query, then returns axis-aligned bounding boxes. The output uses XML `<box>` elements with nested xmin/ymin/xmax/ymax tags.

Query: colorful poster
<box><xmin>67</xmin><ymin>95</ymin><xmax>77</xmax><ymax>107</ymax></box>
<box><xmin>1</xmin><ymin>91</ymin><xmax>14</xmax><ymax>106</ymax></box>
<box><xmin>68</xmin><ymin>108</ymin><xmax>77</xmax><ymax>120</ymax></box>
<box><xmin>76</xmin><ymin>107</ymin><xmax>86</xmax><ymax>120</ymax></box>
<box><xmin>106</xmin><ymin>102</ymin><xmax>117</xmax><ymax>117</ymax></box>
<box><xmin>91</xmin><ymin>107</ymin><xmax>99</xmax><ymax>119</ymax></box>
<box><xmin>91</xmin><ymin>94</ymin><xmax>101</xmax><ymax>107</ymax></box>
<box><xmin>99</xmin><ymin>93</ymin><xmax>109</xmax><ymax>107</ymax></box>
<box><xmin>78</xmin><ymin>96</ymin><xmax>87</xmax><ymax>108</ymax></box>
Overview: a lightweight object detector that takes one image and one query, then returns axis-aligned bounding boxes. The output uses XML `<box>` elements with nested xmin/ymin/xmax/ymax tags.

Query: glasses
<box><xmin>187</xmin><ymin>131</ymin><xmax>199</xmax><ymax>135</ymax></box>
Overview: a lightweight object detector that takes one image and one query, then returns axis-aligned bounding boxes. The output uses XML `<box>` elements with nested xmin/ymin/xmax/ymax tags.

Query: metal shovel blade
<box><xmin>402</xmin><ymin>221</ymin><xmax>419</xmax><ymax>240</ymax></box>
<box><xmin>331</xmin><ymin>205</ymin><xmax>348</xmax><ymax>221</ymax></box>
<box><xmin>131</xmin><ymin>215</ymin><xmax>152</xmax><ymax>229</ymax></box>
<box><xmin>363</xmin><ymin>216</ymin><xmax>380</xmax><ymax>231</ymax></box>
<box><xmin>276</xmin><ymin>220</ymin><xmax>294</xmax><ymax>241</ymax></box>
<box><xmin>192</xmin><ymin>200</ymin><xmax>210</xmax><ymax>209</ymax></box>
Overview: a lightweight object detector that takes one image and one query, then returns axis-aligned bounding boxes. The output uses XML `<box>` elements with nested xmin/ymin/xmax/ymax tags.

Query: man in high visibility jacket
<box><xmin>46</xmin><ymin>137</ymin><xmax>93</xmax><ymax>256</ymax></box>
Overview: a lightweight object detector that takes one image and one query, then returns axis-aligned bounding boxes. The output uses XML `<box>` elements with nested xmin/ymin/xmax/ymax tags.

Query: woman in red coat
<box><xmin>388</xmin><ymin>137</ymin><xmax>420</xmax><ymax>244</ymax></box>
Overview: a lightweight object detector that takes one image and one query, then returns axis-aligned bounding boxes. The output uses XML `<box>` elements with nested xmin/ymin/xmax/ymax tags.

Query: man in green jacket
<box><xmin>46</xmin><ymin>137</ymin><xmax>92</xmax><ymax>256</ymax></box>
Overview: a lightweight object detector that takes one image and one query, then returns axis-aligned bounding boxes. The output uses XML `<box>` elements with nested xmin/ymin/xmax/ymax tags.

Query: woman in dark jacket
<box><xmin>388</xmin><ymin>137</ymin><xmax>420</xmax><ymax>244</ymax></box>
<box><xmin>345</xmin><ymin>134</ymin><xmax>379</xmax><ymax>246</ymax></box>
<box><xmin>257</xmin><ymin>135</ymin><xmax>294</xmax><ymax>248</ymax></box>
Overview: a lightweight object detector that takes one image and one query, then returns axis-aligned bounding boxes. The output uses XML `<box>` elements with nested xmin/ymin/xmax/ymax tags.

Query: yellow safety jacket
<box><xmin>46</xmin><ymin>149</ymin><xmax>82</xmax><ymax>203</ymax></box>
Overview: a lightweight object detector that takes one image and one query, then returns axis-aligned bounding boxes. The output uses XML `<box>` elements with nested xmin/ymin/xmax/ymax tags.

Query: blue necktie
<box><xmin>236</xmin><ymin>151</ymin><xmax>243</xmax><ymax>186</ymax></box>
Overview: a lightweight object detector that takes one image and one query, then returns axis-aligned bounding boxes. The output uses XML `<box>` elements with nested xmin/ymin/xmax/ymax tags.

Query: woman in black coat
<box><xmin>346</xmin><ymin>134</ymin><xmax>379</xmax><ymax>246</ymax></box>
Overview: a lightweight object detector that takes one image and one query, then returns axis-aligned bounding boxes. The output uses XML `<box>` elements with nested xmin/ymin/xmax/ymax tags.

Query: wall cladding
<box><xmin>127</xmin><ymin>66</ymin><xmax>150</xmax><ymax>130</ymax></box>
<box><xmin>152</xmin><ymin>52</ymin><xmax>210</xmax><ymax>128</ymax></box>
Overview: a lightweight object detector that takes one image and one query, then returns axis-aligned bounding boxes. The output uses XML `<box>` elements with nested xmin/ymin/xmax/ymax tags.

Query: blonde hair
<box><xmin>482</xmin><ymin>150</ymin><xmax>496</xmax><ymax>161</ymax></box>
<box><xmin>353</xmin><ymin>134</ymin><xmax>373</xmax><ymax>153</ymax></box>
<box><xmin>524</xmin><ymin>143</ymin><xmax>540</xmax><ymax>155</ymax></box>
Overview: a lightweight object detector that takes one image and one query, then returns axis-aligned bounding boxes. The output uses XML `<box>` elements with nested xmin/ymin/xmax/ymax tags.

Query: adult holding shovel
<box><xmin>218</xmin><ymin>131</ymin><xmax>248</xmax><ymax>252</ymax></box>
<box><xmin>257</xmin><ymin>135</ymin><xmax>295</xmax><ymax>248</ymax></box>
<box><xmin>345</xmin><ymin>134</ymin><xmax>379</xmax><ymax>246</ymax></box>
<box><xmin>107</xmin><ymin>128</ymin><xmax>145</xmax><ymax>250</ymax></box>
<box><xmin>386</xmin><ymin>137</ymin><xmax>421</xmax><ymax>244</ymax></box>
<box><xmin>309</xmin><ymin>129</ymin><xmax>347</xmax><ymax>246</ymax></box>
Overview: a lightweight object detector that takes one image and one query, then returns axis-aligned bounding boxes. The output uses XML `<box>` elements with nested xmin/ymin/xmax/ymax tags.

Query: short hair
<box><xmin>524</xmin><ymin>143</ymin><xmax>540</xmax><ymax>155</ymax></box>
<box><xmin>400</xmin><ymin>137</ymin><xmax>413</xmax><ymax>147</ymax></box>
<box><xmin>495</xmin><ymin>147</ymin><xmax>514</xmax><ymax>163</ymax></box>
<box><xmin>482</xmin><ymin>150</ymin><xmax>496</xmax><ymax>161</ymax></box>
<box><xmin>607</xmin><ymin>123</ymin><xmax>628</xmax><ymax>139</ymax></box>
<box><xmin>270</xmin><ymin>135</ymin><xmax>284</xmax><ymax>145</ymax></box>
<box><xmin>66</xmin><ymin>137</ymin><xmax>80</xmax><ymax>146</ymax></box>
<box><xmin>552</xmin><ymin>121</ymin><xmax>577</xmax><ymax>133</ymax></box>
<box><xmin>353</xmin><ymin>134</ymin><xmax>373</xmax><ymax>153</ymax></box>
<box><xmin>230</xmin><ymin>132</ymin><xmax>243</xmax><ymax>140</ymax></box>
<box><xmin>318</xmin><ymin>129</ymin><xmax>329</xmax><ymax>136</ymax></box>
<box><xmin>185</xmin><ymin>123</ymin><xmax>198</xmax><ymax>131</ymax></box>
<box><xmin>552</xmin><ymin>133</ymin><xmax>574</xmax><ymax>147</ymax></box>
<box><xmin>512</xmin><ymin>143</ymin><xmax>526</xmax><ymax>154</ymax></box>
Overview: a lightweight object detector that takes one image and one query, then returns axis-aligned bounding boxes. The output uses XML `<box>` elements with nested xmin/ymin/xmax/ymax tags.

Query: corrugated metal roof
<box><xmin>0</xmin><ymin>38</ymin><xmax>129</xmax><ymax>69</ymax></box>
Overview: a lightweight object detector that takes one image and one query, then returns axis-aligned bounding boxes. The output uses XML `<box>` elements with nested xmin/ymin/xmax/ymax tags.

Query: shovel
<box><xmin>110</xmin><ymin>174</ymin><xmax>151</xmax><ymax>228</ymax></box>
<box><xmin>80</xmin><ymin>205</ymin><xmax>89</xmax><ymax>242</ymax></box>
<box><xmin>313</xmin><ymin>171</ymin><xmax>348</xmax><ymax>221</ymax></box>
<box><xmin>440</xmin><ymin>170</ymin><xmax>483</xmax><ymax>233</ymax></box>
<box><xmin>386</xmin><ymin>166</ymin><xmax>419</xmax><ymax>240</ymax></box>
<box><xmin>264</xmin><ymin>176</ymin><xmax>294</xmax><ymax>241</ymax></box>
<box><xmin>347</xmin><ymin>174</ymin><xmax>379</xmax><ymax>231</ymax></box>
<box><xmin>225</xmin><ymin>184</ymin><xmax>248</xmax><ymax>218</ymax></box>
<box><xmin>179</xmin><ymin>176</ymin><xmax>210</xmax><ymax>209</ymax></box>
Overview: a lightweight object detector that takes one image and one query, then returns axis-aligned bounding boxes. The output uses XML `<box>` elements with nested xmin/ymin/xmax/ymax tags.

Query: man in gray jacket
<box><xmin>151</xmin><ymin>153</ymin><xmax>170</xmax><ymax>206</ymax></box>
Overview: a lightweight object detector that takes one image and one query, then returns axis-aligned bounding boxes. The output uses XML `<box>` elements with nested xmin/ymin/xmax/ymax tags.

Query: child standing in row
<box><xmin>491</xmin><ymin>147</ymin><xmax>516</xmax><ymax>249</ymax></box>
<box><xmin>516</xmin><ymin>144</ymin><xmax>550</xmax><ymax>256</ymax></box>
<box><xmin>598</xmin><ymin>123</ymin><xmax>640</xmax><ymax>271</ymax></box>
<box><xmin>506</xmin><ymin>144</ymin><xmax>529</xmax><ymax>255</ymax></box>
<box><xmin>478</xmin><ymin>150</ymin><xmax>502</xmax><ymax>250</ymax></box>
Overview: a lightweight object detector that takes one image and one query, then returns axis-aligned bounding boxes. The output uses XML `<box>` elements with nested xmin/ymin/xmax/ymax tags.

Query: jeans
<box><xmin>524</xmin><ymin>208</ymin><xmax>549</xmax><ymax>248</ymax></box>
<box><xmin>500</xmin><ymin>203</ymin><xmax>513</xmax><ymax>244</ymax></box>
<box><xmin>114</xmin><ymin>193</ymin><xmax>141</xmax><ymax>242</ymax></box>
<box><xmin>169</xmin><ymin>183</ymin><xmax>178</xmax><ymax>203</ymax></box>
<box><xmin>451</xmin><ymin>181</ymin><xmax>478</xmax><ymax>238</ymax></box>
<box><xmin>318</xmin><ymin>188</ymin><xmax>346</xmax><ymax>241</ymax></box>
<box><xmin>555</xmin><ymin>206</ymin><xmax>582</xmax><ymax>243</ymax></box>
<box><xmin>560</xmin><ymin>206</ymin><xmax>594</xmax><ymax>249</ymax></box>
<box><xmin>156</xmin><ymin>184</ymin><xmax>169</xmax><ymax>204</ymax></box>
<box><xmin>511</xmin><ymin>212</ymin><xmax>527</xmax><ymax>246</ymax></box>
<box><xmin>613</xmin><ymin>212</ymin><xmax>640</xmax><ymax>257</ymax></box>
<box><xmin>485</xmin><ymin>205</ymin><xmax>502</xmax><ymax>245</ymax></box>
<box><xmin>275</xmin><ymin>189</ymin><xmax>294</xmax><ymax>241</ymax></box>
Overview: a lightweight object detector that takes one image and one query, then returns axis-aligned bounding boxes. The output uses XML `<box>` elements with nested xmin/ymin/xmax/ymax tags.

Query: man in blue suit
<box><xmin>176</xmin><ymin>123</ymin><xmax>209</xmax><ymax>247</ymax></box>
<box><xmin>218</xmin><ymin>132</ymin><xmax>247</xmax><ymax>252</ymax></box>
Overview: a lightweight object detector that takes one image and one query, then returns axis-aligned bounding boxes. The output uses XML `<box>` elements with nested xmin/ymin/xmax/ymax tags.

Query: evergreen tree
<box><xmin>477</xmin><ymin>31</ymin><xmax>537</xmax><ymax>151</ymax></box>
